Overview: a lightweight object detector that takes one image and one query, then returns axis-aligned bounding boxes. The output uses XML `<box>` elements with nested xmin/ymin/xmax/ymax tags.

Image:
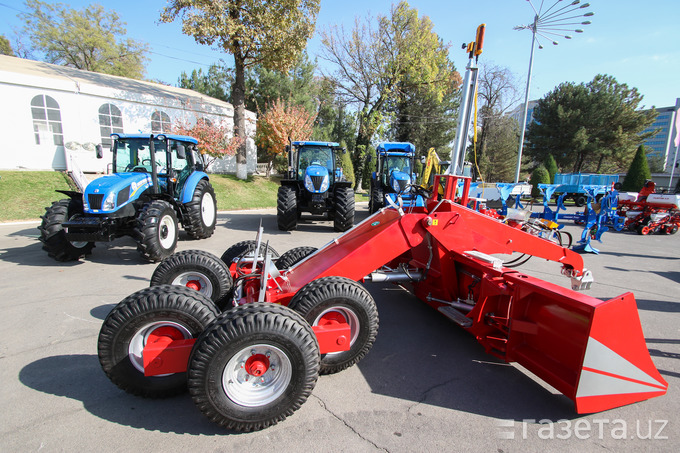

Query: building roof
<box><xmin>0</xmin><ymin>54</ymin><xmax>252</xmax><ymax>119</ymax></box>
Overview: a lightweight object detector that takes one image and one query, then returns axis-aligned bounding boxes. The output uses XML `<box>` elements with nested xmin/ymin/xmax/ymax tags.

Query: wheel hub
<box><xmin>186</xmin><ymin>280</ymin><xmax>201</xmax><ymax>291</ymax></box>
<box><xmin>245</xmin><ymin>354</ymin><xmax>270</xmax><ymax>376</ymax></box>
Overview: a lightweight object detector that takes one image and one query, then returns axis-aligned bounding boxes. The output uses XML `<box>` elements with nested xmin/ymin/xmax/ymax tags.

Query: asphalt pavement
<box><xmin>0</xmin><ymin>202</ymin><xmax>678</xmax><ymax>452</ymax></box>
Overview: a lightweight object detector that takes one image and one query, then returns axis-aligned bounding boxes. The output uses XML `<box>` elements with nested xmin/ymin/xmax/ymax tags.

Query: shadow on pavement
<box><xmin>18</xmin><ymin>354</ymin><xmax>235</xmax><ymax>435</ymax></box>
<box><xmin>357</xmin><ymin>283</ymin><xmax>578</xmax><ymax>422</ymax></box>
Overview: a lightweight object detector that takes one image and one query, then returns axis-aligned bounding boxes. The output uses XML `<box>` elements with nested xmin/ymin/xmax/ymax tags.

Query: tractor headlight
<box><xmin>319</xmin><ymin>175</ymin><xmax>329</xmax><ymax>192</ymax></box>
<box><xmin>304</xmin><ymin>174</ymin><xmax>314</xmax><ymax>192</ymax></box>
<box><xmin>103</xmin><ymin>192</ymin><xmax>116</xmax><ymax>210</ymax></box>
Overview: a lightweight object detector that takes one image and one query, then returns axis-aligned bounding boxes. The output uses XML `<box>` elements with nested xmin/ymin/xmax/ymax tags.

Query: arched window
<box><xmin>99</xmin><ymin>103</ymin><xmax>124</xmax><ymax>148</ymax></box>
<box><xmin>151</xmin><ymin>110</ymin><xmax>171</xmax><ymax>133</ymax></box>
<box><xmin>31</xmin><ymin>95</ymin><xmax>63</xmax><ymax>146</ymax></box>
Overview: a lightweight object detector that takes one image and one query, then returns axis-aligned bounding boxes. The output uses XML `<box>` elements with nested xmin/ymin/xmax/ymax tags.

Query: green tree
<box><xmin>526</xmin><ymin>74</ymin><xmax>656</xmax><ymax>173</ymax></box>
<box><xmin>529</xmin><ymin>165</ymin><xmax>550</xmax><ymax>198</ymax></box>
<box><xmin>337</xmin><ymin>140</ymin><xmax>355</xmax><ymax>187</ymax></box>
<box><xmin>470</xmin><ymin>115</ymin><xmax>519</xmax><ymax>182</ymax></box>
<box><xmin>319</xmin><ymin>1</ymin><xmax>455</xmax><ymax>189</ymax></box>
<box><xmin>19</xmin><ymin>0</ymin><xmax>149</xmax><ymax>79</ymax></box>
<box><xmin>0</xmin><ymin>35</ymin><xmax>14</xmax><ymax>56</ymax></box>
<box><xmin>161</xmin><ymin>0</ymin><xmax>321</xmax><ymax>180</ymax></box>
<box><xmin>178</xmin><ymin>62</ymin><xmax>231</xmax><ymax>102</ymax></box>
<box><xmin>545</xmin><ymin>154</ymin><xmax>558</xmax><ymax>184</ymax></box>
<box><xmin>621</xmin><ymin>145</ymin><xmax>652</xmax><ymax>192</ymax></box>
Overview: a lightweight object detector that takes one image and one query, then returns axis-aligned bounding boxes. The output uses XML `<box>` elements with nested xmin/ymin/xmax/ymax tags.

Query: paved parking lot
<box><xmin>0</xmin><ymin>203</ymin><xmax>678</xmax><ymax>452</ymax></box>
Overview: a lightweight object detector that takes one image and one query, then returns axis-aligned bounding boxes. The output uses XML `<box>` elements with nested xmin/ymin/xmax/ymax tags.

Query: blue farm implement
<box><xmin>97</xmin><ymin>174</ymin><xmax>667</xmax><ymax>432</ymax></box>
<box><xmin>39</xmin><ymin>134</ymin><xmax>217</xmax><ymax>262</ymax></box>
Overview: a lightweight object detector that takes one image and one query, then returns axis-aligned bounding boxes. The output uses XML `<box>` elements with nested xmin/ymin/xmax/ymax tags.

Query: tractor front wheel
<box><xmin>289</xmin><ymin>276</ymin><xmax>378</xmax><ymax>374</ymax></box>
<box><xmin>135</xmin><ymin>200</ymin><xmax>178</xmax><ymax>262</ymax></box>
<box><xmin>183</xmin><ymin>179</ymin><xmax>217</xmax><ymax>239</ymax></box>
<box><xmin>151</xmin><ymin>250</ymin><xmax>233</xmax><ymax>309</ymax></box>
<box><xmin>187</xmin><ymin>303</ymin><xmax>320</xmax><ymax>432</ymax></box>
<box><xmin>368</xmin><ymin>183</ymin><xmax>384</xmax><ymax>214</ymax></box>
<box><xmin>39</xmin><ymin>199</ymin><xmax>95</xmax><ymax>261</ymax></box>
<box><xmin>333</xmin><ymin>187</ymin><xmax>355</xmax><ymax>232</ymax></box>
<box><xmin>97</xmin><ymin>285</ymin><xmax>219</xmax><ymax>398</ymax></box>
<box><xmin>277</xmin><ymin>185</ymin><xmax>298</xmax><ymax>231</ymax></box>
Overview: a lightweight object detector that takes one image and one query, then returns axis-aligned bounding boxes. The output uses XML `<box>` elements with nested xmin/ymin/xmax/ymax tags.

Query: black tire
<box><xmin>97</xmin><ymin>285</ymin><xmax>220</xmax><ymax>398</ymax></box>
<box><xmin>151</xmin><ymin>250</ymin><xmax>233</xmax><ymax>309</ymax></box>
<box><xmin>135</xmin><ymin>200</ymin><xmax>179</xmax><ymax>262</ymax></box>
<box><xmin>289</xmin><ymin>276</ymin><xmax>378</xmax><ymax>375</ymax></box>
<box><xmin>38</xmin><ymin>198</ymin><xmax>95</xmax><ymax>261</ymax></box>
<box><xmin>220</xmin><ymin>240</ymin><xmax>280</xmax><ymax>267</ymax></box>
<box><xmin>368</xmin><ymin>182</ymin><xmax>384</xmax><ymax>214</ymax></box>
<box><xmin>574</xmin><ymin>195</ymin><xmax>586</xmax><ymax>207</ymax></box>
<box><xmin>187</xmin><ymin>302</ymin><xmax>320</xmax><ymax>432</ymax></box>
<box><xmin>277</xmin><ymin>185</ymin><xmax>298</xmax><ymax>231</ymax></box>
<box><xmin>276</xmin><ymin>246</ymin><xmax>317</xmax><ymax>270</ymax></box>
<box><xmin>183</xmin><ymin>179</ymin><xmax>217</xmax><ymax>239</ymax></box>
<box><xmin>333</xmin><ymin>187</ymin><xmax>355</xmax><ymax>232</ymax></box>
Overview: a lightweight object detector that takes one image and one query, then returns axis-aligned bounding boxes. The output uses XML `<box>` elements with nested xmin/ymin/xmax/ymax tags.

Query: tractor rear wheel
<box><xmin>277</xmin><ymin>185</ymin><xmax>298</xmax><ymax>231</ymax></box>
<box><xmin>135</xmin><ymin>200</ymin><xmax>178</xmax><ymax>262</ymax></box>
<box><xmin>183</xmin><ymin>179</ymin><xmax>217</xmax><ymax>239</ymax></box>
<box><xmin>276</xmin><ymin>246</ymin><xmax>317</xmax><ymax>270</ymax></box>
<box><xmin>151</xmin><ymin>250</ymin><xmax>233</xmax><ymax>309</ymax></box>
<box><xmin>333</xmin><ymin>187</ymin><xmax>355</xmax><ymax>232</ymax></box>
<box><xmin>39</xmin><ymin>199</ymin><xmax>95</xmax><ymax>261</ymax></box>
<box><xmin>289</xmin><ymin>276</ymin><xmax>378</xmax><ymax>374</ymax></box>
<box><xmin>187</xmin><ymin>302</ymin><xmax>319</xmax><ymax>432</ymax></box>
<box><xmin>97</xmin><ymin>285</ymin><xmax>219</xmax><ymax>398</ymax></box>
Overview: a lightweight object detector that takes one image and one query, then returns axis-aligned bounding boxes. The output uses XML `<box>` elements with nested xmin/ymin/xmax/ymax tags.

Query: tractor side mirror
<box><xmin>342</xmin><ymin>148</ymin><xmax>347</xmax><ymax>154</ymax></box>
<box><xmin>176</xmin><ymin>144</ymin><xmax>186</xmax><ymax>160</ymax></box>
<box><xmin>95</xmin><ymin>144</ymin><xmax>103</xmax><ymax>159</ymax></box>
<box><xmin>420</xmin><ymin>156</ymin><xmax>426</xmax><ymax>164</ymax></box>
<box><xmin>285</xmin><ymin>145</ymin><xmax>291</xmax><ymax>154</ymax></box>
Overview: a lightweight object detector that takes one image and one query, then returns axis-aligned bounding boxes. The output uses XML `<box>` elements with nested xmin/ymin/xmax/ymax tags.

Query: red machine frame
<box><xmin>141</xmin><ymin>175</ymin><xmax>666</xmax><ymax>415</ymax></box>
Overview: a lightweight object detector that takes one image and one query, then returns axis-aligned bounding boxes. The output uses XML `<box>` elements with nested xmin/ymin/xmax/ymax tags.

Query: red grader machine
<box><xmin>97</xmin><ymin>174</ymin><xmax>668</xmax><ymax>432</ymax></box>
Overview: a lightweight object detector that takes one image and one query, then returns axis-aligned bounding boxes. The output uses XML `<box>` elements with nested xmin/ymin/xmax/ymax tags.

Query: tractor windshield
<box><xmin>113</xmin><ymin>138</ymin><xmax>169</xmax><ymax>173</ymax></box>
<box><xmin>297</xmin><ymin>146</ymin><xmax>333</xmax><ymax>179</ymax></box>
<box><xmin>383</xmin><ymin>155</ymin><xmax>411</xmax><ymax>175</ymax></box>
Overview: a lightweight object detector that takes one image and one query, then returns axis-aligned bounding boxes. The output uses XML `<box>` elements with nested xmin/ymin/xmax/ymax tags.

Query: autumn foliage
<box><xmin>256</xmin><ymin>98</ymin><xmax>317</xmax><ymax>158</ymax></box>
<box><xmin>173</xmin><ymin>118</ymin><xmax>245</xmax><ymax>169</ymax></box>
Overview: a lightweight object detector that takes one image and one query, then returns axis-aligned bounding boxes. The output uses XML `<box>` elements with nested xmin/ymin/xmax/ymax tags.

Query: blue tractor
<box><xmin>277</xmin><ymin>141</ymin><xmax>355</xmax><ymax>232</ymax></box>
<box><xmin>39</xmin><ymin>133</ymin><xmax>217</xmax><ymax>262</ymax></box>
<box><xmin>368</xmin><ymin>142</ymin><xmax>424</xmax><ymax>213</ymax></box>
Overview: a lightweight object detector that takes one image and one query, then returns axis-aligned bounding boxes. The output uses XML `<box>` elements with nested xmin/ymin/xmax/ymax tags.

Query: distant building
<box><xmin>0</xmin><ymin>54</ymin><xmax>257</xmax><ymax>174</ymax></box>
<box><xmin>508</xmin><ymin>100</ymin><xmax>539</xmax><ymax>129</ymax></box>
<box><xmin>640</xmin><ymin>98</ymin><xmax>679</xmax><ymax>172</ymax></box>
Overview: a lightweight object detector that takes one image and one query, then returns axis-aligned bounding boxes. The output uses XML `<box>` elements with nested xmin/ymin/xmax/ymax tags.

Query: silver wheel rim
<box><xmin>201</xmin><ymin>192</ymin><xmax>216</xmax><ymax>227</ymax></box>
<box><xmin>171</xmin><ymin>271</ymin><xmax>214</xmax><ymax>298</ymax></box>
<box><xmin>313</xmin><ymin>307</ymin><xmax>360</xmax><ymax>356</ymax></box>
<box><xmin>66</xmin><ymin>214</ymin><xmax>89</xmax><ymax>248</ymax></box>
<box><xmin>222</xmin><ymin>344</ymin><xmax>292</xmax><ymax>407</ymax></box>
<box><xmin>128</xmin><ymin>321</ymin><xmax>191</xmax><ymax>374</ymax></box>
<box><xmin>159</xmin><ymin>214</ymin><xmax>176</xmax><ymax>249</ymax></box>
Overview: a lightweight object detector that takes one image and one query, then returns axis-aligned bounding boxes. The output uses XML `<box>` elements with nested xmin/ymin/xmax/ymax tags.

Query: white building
<box><xmin>0</xmin><ymin>54</ymin><xmax>256</xmax><ymax>174</ymax></box>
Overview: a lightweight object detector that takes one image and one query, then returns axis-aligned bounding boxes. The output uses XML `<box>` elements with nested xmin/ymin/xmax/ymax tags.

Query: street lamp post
<box><xmin>513</xmin><ymin>0</ymin><xmax>593</xmax><ymax>183</ymax></box>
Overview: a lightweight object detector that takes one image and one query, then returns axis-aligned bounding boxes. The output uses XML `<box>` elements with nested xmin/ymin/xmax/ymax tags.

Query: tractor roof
<box><xmin>111</xmin><ymin>133</ymin><xmax>198</xmax><ymax>144</ymax></box>
<box><xmin>376</xmin><ymin>142</ymin><xmax>416</xmax><ymax>155</ymax></box>
<box><xmin>292</xmin><ymin>141</ymin><xmax>341</xmax><ymax>148</ymax></box>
